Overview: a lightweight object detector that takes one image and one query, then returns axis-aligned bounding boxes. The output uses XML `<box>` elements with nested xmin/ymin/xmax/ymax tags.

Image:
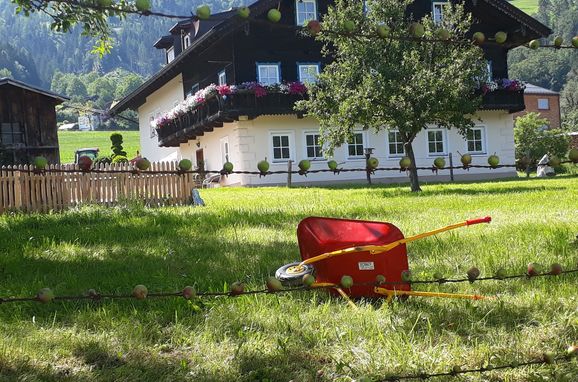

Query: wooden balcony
<box><xmin>156</xmin><ymin>92</ymin><xmax>305</xmax><ymax>147</ymax></box>
<box><xmin>156</xmin><ymin>88</ymin><xmax>525</xmax><ymax>147</ymax></box>
<box><xmin>480</xmin><ymin>88</ymin><xmax>525</xmax><ymax>113</ymax></box>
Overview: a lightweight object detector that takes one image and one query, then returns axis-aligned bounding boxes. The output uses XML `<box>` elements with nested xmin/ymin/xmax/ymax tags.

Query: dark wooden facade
<box><xmin>0</xmin><ymin>79</ymin><xmax>67</xmax><ymax>165</ymax></box>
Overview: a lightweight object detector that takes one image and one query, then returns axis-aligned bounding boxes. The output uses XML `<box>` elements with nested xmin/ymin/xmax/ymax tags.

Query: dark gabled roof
<box><xmin>110</xmin><ymin>0</ymin><xmax>552</xmax><ymax>116</ymax></box>
<box><xmin>484</xmin><ymin>0</ymin><xmax>551</xmax><ymax>37</ymax></box>
<box><xmin>153</xmin><ymin>35</ymin><xmax>174</xmax><ymax>49</ymax></box>
<box><xmin>0</xmin><ymin>77</ymin><xmax>69</xmax><ymax>103</ymax></box>
<box><xmin>110</xmin><ymin>0</ymin><xmax>279</xmax><ymax>115</ymax></box>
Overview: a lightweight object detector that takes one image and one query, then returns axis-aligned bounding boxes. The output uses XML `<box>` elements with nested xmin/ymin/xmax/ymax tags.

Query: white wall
<box><xmin>153</xmin><ymin>109</ymin><xmax>516</xmax><ymax>186</ymax></box>
<box><xmin>137</xmin><ymin>75</ymin><xmax>183</xmax><ymax>162</ymax></box>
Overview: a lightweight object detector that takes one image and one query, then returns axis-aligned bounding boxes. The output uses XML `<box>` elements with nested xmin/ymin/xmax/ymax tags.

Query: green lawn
<box><xmin>509</xmin><ymin>0</ymin><xmax>539</xmax><ymax>15</ymax></box>
<box><xmin>58</xmin><ymin>131</ymin><xmax>140</xmax><ymax>164</ymax></box>
<box><xmin>0</xmin><ymin>177</ymin><xmax>577</xmax><ymax>381</ymax></box>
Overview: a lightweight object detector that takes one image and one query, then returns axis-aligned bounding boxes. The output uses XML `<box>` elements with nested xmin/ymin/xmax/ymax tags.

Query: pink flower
<box><xmin>288</xmin><ymin>81</ymin><xmax>307</xmax><ymax>95</ymax></box>
<box><xmin>217</xmin><ymin>85</ymin><xmax>231</xmax><ymax>95</ymax></box>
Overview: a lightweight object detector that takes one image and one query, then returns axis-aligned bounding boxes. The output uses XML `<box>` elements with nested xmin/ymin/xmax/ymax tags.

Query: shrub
<box><xmin>514</xmin><ymin>113</ymin><xmax>569</xmax><ymax>163</ymax></box>
<box><xmin>110</xmin><ymin>133</ymin><xmax>127</xmax><ymax>159</ymax></box>
<box><xmin>94</xmin><ymin>155</ymin><xmax>112</xmax><ymax>166</ymax></box>
<box><xmin>111</xmin><ymin>155</ymin><xmax>128</xmax><ymax>164</ymax></box>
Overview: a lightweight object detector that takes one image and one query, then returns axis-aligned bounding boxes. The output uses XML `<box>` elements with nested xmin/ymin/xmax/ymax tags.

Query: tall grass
<box><xmin>0</xmin><ymin>177</ymin><xmax>576</xmax><ymax>381</ymax></box>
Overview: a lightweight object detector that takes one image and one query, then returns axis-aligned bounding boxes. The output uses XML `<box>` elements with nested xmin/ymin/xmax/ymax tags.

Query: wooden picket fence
<box><xmin>0</xmin><ymin>162</ymin><xmax>197</xmax><ymax>214</ymax></box>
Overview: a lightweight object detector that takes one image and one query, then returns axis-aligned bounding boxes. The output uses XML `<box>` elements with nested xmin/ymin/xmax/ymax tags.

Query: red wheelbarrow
<box><xmin>275</xmin><ymin>216</ymin><xmax>491</xmax><ymax>300</ymax></box>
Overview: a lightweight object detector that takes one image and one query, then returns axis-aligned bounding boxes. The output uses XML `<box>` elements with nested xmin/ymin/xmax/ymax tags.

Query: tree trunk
<box><xmin>404</xmin><ymin>141</ymin><xmax>422</xmax><ymax>192</ymax></box>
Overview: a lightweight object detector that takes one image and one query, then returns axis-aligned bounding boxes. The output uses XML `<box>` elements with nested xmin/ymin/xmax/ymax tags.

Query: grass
<box><xmin>0</xmin><ymin>177</ymin><xmax>577</xmax><ymax>381</ymax></box>
<box><xmin>58</xmin><ymin>131</ymin><xmax>140</xmax><ymax>164</ymax></box>
<box><xmin>509</xmin><ymin>0</ymin><xmax>539</xmax><ymax>15</ymax></box>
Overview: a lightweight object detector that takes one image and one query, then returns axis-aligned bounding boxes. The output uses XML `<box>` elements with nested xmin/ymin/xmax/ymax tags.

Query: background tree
<box><xmin>561</xmin><ymin>71</ymin><xmax>578</xmax><ymax>131</ymax></box>
<box><xmin>0</xmin><ymin>68</ymin><xmax>12</xmax><ymax>78</ymax></box>
<box><xmin>299</xmin><ymin>0</ymin><xmax>487</xmax><ymax>192</ymax></box>
<box><xmin>514</xmin><ymin>112</ymin><xmax>569</xmax><ymax>162</ymax></box>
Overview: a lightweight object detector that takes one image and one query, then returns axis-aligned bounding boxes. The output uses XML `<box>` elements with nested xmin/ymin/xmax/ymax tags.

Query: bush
<box><xmin>110</xmin><ymin>133</ymin><xmax>127</xmax><ymax>159</ymax></box>
<box><xmin>514</xmin><ymin>113</ymin><xmax>569</xmax><ymax>163</ymax></box>
<box><xmin>111</xmin><ymin>155</ymin><xmax>128</xmax><ymax>164</ymax></box>
<box><xmin>94</xmin><ymin>155</ymin><xmax>112</xmax><ymax>166</ymax></box>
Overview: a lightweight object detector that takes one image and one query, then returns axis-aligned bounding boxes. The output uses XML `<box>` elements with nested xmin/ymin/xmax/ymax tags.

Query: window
<box><xmin>305</xmin><ymin>132</ymin><xmax>323</xmax><ymax>159</ymax></box>
<box><xmin>348</xmin><ymin>132</ymin><xmax>365</xmax><ymax>158</ymax></box>
<box><xmin>387</xmin><ymin>130</ymin><xmax>404</xmax><ymax>157</ymax></box>
<box><xmin>271</xmin><ymin>133</ymin><xmax>293</xmax><ymax>161</ymax></box>
<box><xmin>218</xmin><ymin>70</ymin><xmax>226</xmax><ymax>86</ymax></box>
<box><xmin>296</xmin><ymin>0</ymin><xmax>317</xmax><ymax>26</ymax></box>
<box><xmin>220</xmin><ymin>137</ymin><xmax>230</xmax><ymax>164</ymax></box>
<box><xmin>149</xmin><ymin>111</ymin><xmax>161</xmax><ymax>138</ymax></box>
<box><xmin>538</xmin><ymin>98</ymin><xmax>549</xmax><ymax>110</ymax></box>
<box><xmin>257</xmin><ymin>63</ymin><xmax>280</xmax><ymax>85</ymax></box>
<box><xmin>183</xmin><ymin>34</ymin><xmax>191</xmax><ymax>50</ymax></box>
<box><xmin>0</xmin><ymin>123</ymin><xmax>24</xmax><ymax>145</ymax></box>
<box><xmin>186</xmin><ymin>83</ymin><xmax>200</xmax><ymax>98</ymax></box>
<box><xmin>427</xmin><ymin>129</ymin><xmax>446</xmax><ymax>155</ymax></box>
<box><xmin>466</xmin><ymin>127</ymin><xmax>485</xmax><ymax>154</ymax></box>
<box><xmin>432</xmin><ymin>2</ymin><xmax>447</xmax><ymax>24</ymax></box>
<box><xmin>166</xmin><ymin>47</ymin><xmax>175</xmax><ymax>64</ymax></box>
<box><xmin>298</xmin><ymin>64</ymin><xmax>320</xmax><ymax>84</ymax></box>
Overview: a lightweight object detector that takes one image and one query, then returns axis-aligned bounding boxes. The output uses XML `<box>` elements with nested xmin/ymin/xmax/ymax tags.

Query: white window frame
<box><xmin>303</xmin><ymin>131</ymin><xmax>323</xmax><ymax>160</ymax></box>
<box><xmin>218</xmin><ymin>70</ymin><xmax>227</xmax><ymax>86</ymax></box>
<box><xmin>183</xmin><ymin>34</ymin><xmax>191</xmax><ymax>50</ymax></box>
<box><xmin>465</xmin><ymin>126</ymin><xmax>487</xmax><ymax>155</ymax></box>
<box><xmin>295</xmin><ymin>0</ymin><xmax>318</xmax><ymax>26</ymax></box>
<box><xmin>537</xmin><ymin>98</ymin><xmax>549</xmax><ymax>110</ymax></box>
<box><xmin>257</xmin><ymin>63</ymin><xmax>281</xmax><ymax>85</ymax></box>
<box><xmin>386</xmin><ymin>130</ymin><xmax>405</xmax><ymax>158</ymax></box>
<box><xmin>297</xmin><ymin>63</ymin><xmax>320</xmax><ymax>84</ymax></box>
<box><xmin>220</xmin><ymin>136</ymin><xmax>230</xmax><ymax>165</ymax></box>
<box><xmin>269</xmin><ymin>131</ymin><xmax>295</xmax><ymax>163</ymax></box>
<box><xmin>427</xmin><ymin>128</ymin><xmax>447</xmax><ymax>156</ymax></box>
<box><xmin>432</xmin><ymin>2</ymin><xmax>447</xmax><ymax>24</ymax></box>
<box><xmin>166</xmin><ymin>47</ymin><xmax>175</xmax><ymax>64</ymax></box>
<box><xmin>347</xmin><ymin>131</ymin><xmax>367</xmax><ymax>159</ymax></box>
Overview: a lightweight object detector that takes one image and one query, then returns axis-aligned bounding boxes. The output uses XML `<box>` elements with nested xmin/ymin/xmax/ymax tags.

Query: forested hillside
<box><xmin>0</xmin><ymin>0</ymin><xmax>248</xmax><ymax>88</ymax></box>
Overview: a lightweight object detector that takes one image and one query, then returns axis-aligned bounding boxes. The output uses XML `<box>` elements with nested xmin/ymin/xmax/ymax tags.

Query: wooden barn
<box><xmin>0</xmin><ymin>78</ymin><xmax>68</xmax><ymax>165</ymax></box>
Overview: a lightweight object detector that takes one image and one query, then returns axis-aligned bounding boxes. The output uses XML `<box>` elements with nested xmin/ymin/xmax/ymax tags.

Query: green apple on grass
<box><xmin>132</xmin><ymin>284</ymin><xmax>148</xmax><ymax>299</ymax></box>
<box><xmin>37</xmin><ymin>288</ymin><xmax>55</xmax><ymax>303</ymax></box>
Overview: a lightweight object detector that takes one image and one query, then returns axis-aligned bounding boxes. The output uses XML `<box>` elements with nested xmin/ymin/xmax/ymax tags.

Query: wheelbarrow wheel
<box><xmin>275</xmin><ymin>262</ymin><xmax>315</xmax><ymax>287</ymax></box>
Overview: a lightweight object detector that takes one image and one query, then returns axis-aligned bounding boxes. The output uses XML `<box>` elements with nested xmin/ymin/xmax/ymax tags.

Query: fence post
<box><xmin>449</xmin><ymin>153</ymin><xmax>454</xmax><ymax>182</ymax></box>
<box><xmin>287</xmin><ymin>160</ymin><xmax>292</xmax><ymax>188</ymax></box>
<box><xmin>364</xmin><ymin>149</ymin><xmax>373</xmax><ymax>186</ymax></box>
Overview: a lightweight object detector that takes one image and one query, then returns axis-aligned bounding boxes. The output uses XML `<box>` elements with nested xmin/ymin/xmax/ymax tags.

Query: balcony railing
<box><xmin>480</xmin><ymin>89</ymin><xmax>525</xmax><ymax>113</ymax></box>
<box><xmin>156</xmin><ymin>88</ymin><xmax>525</xmax><ymax>147</ymax></box>
<box><xmin>156</xmin><ymin>92</ymin><xmax>305</xmax><ymax>147</ymax></box>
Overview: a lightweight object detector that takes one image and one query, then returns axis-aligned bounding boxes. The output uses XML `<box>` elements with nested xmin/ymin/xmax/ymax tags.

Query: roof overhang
<box><xmin>0</xmin><ymin>77</ymin><xmax>69</xmax><ymax>103</ymax></box>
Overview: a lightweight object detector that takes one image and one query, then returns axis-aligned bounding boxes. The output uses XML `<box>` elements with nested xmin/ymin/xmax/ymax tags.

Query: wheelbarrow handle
<box><xmin>466</xmin><ymin>216</ymin><xmax>492</xmax><ymax>225</ymax></box>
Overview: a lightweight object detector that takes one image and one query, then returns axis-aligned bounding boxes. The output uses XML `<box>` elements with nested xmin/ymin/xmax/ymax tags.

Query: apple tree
<box><xmin>298</xmin><ymin>0</ymin><xmax>487</xmax><ymax>192</ymax></box>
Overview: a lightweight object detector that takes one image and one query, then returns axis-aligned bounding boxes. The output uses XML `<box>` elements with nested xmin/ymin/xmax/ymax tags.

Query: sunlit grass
<box><xmin>0</xmin><ymin>176</ymin><xmax>577</xmax><ymax>381</ymax></box>
<box><xmin>57</xmin><ymin>131</ymin><xmax>140</xmax><ymax>164</ymax></box>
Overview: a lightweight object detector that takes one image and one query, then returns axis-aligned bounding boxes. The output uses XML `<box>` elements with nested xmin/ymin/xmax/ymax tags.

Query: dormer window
<box><xmin>296</xmin><ymin>0</ymin><xmax>317</xmax><ymax>26</ymax></box>
<box><xmin>432</xmin><ymin>2</ymin><xmax>447</xmax><ymax>24</ymax></box>
<box><xmin>183</xmin><ymin>34</ymin><xmax>191</xmax><ymax>50</ymax></box>
<box><xmin>166</xmin><ymin>47</ymin><xmax>175</xmax><ymax>64</ymax></box>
